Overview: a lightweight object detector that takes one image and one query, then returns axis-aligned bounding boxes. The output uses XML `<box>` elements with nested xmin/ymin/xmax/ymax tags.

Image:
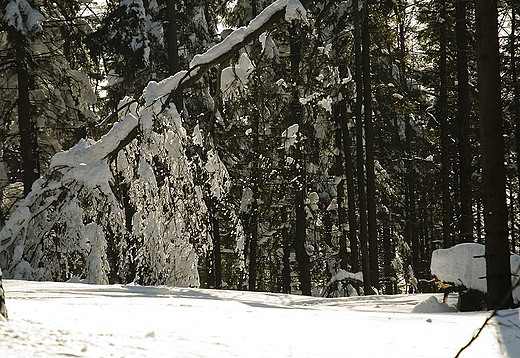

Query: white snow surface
<box><xmin>2</xmin><ymin>280</ymin><xmax>520</xmax><ymax>357</ymax></box>
<box><xmin>431</xmin><ymin>243</ymin><xmax>520</xmax><ymax>303</ymax></box>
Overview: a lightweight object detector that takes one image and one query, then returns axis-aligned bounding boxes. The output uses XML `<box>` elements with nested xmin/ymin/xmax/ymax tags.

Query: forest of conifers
<box><xmin>0</xmin><ymin>0</ymin><xmax>517</xmax><ymax>308</ymax></box>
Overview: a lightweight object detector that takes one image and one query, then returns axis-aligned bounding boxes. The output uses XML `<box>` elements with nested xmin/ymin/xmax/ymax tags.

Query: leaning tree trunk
<box><xmin>475</xmin><ymin>0</ymin><xmax>513</xmax><ymax>310</ymax></box>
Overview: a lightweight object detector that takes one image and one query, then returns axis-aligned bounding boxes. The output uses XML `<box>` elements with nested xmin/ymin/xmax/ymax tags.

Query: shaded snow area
<box><xmin>431</xmin><ymin>243</ymin><xmax>520</xmax><ymax>303</ymax></box>
<box><xmin>2</xmin><ymin>280</ymin><xmax>520</xmax><ymax>357</ymax></box>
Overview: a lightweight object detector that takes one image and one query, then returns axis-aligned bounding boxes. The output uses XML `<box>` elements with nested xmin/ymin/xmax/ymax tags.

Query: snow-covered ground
<box><xmin>1</xmin><ymin>280</ymin><xmax>519</xmax><ymax>357</ymax></box>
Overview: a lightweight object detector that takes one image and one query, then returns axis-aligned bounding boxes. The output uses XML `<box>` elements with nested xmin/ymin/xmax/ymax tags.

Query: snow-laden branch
<box><xmin>75</xmin><ymin>0</ymin><xmax>310</xmax><ymax>164</ymax></box>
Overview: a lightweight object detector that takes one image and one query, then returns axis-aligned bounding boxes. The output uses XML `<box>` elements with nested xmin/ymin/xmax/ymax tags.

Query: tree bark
<box><xmin>335</xmin><ymin>105</ymin><xmax>348</xmax><ymax>270</ymax></box>
<box><xmin>439</xmin><ymin>0</ymin><xmax>451</xmax><ymax>248</ymax></box>
<box><xmin>289</xmin><ymin>25</ymin><xmax>311</xmax><ymax>296</ymax></box>
<box><xmin>456</xmin><ymin>0</ymin><xmax>473</xmax><ymax>243</ymax></box>
<box><xmin>513</xmin><ymin>3</ymin><xmax>520</xmax><ymax>254</ymax></box>
<box><xmin>475</xmin><ymin>0</ymin><xmax>513</xmax><ymax>310</ymax></box>
<box><xmin>354</xmin><ymin>0</ymin><xmax>372</xmax><ymax>294</ymax></box>
<box><xmin>362</xmin><ymin>1</ymin><xmax>379</xmax><ymax>291</ymax></box>
<box><xmin>340</xmin><ymin>101</ymin><xmax>360</xmax><ymax>273</ymax></box>
<box><xmin>165</xmin><ymin>0</ymin><xmax>182</xmax><ymax>111</ymax></box>
<box><xmin>15</xmin><ymin>36</ymin><xmax>37</xmax><ymax>198</ymax></box>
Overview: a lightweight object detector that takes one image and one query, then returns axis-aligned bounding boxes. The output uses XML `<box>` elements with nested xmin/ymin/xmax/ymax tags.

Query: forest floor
<box><xmin>0</xmin><ymin>280</ymin><xmax>519</xmax><ymax>357</ymax></box>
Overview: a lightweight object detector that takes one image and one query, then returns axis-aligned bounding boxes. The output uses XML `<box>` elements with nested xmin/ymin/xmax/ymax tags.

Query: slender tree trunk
<box><xmin>165</xmin><ymin>0</ymin><xmax>182</xmax><ymax>110</ymax></box>
<box><xmin>456</xmin><ymin>0</ymin><xmax>473</xmax><ymax>243</ymax></box>
<box><xmin>362</xmin><ymin>1</ymin><xmax>379</xmax><ymax>291</ymax></box>
<box><xmin>475</xmin><ymin>0</ymin><xmax>513</xmax><ymax>310</ymax></box>
<box><xmin>382</xmin><ymin>194</ymin><xmax>393</xmax><ymax>295</ymax></box>
<box><xmin>15</xmin><ymin>37</ymin><xmax>36</xmax><ymax>198</ymax></box>
<box><xmin>282</xmin><ymin>223</ymin><xmax>291</xmax><ymax>293</ymax></box>
<box><xmin>0</xmin><ymin>265</ymin><xmax>7</xmax><ymax>320</ymax></box>
<box><xmin>289</xmin><ymin>25</ymin><xmax>311</xmax><ymax>296</ymax></box>
<box><xmin>208</xmin><ymin>200</ymin><xmax>222</xmax><ymax>289</ymax></box>
<box><xmin>340</xmin><ymin>101</ymin><xmax>360</xmax><ymax>273</ymax></box>
<box><xmin>354</xmin><ymin>0</ymin><xmax>372</xmax><ymax>294</ymax></box>
<box><xmin>513</xmin><ymin>3</ymin><xmax>520</xmax><ymax>254</ymax></box>
<box><xmin>335</xmin><ymin>105</ymin><xmax>348</xmax><ymax>270</ymax></box>
<box><xmin>439</xmin><ymin>0</ymin><xmax>451</xmax><ymax>248</ymax></box>
<box><xmin>406</xmin><ymin>116</ymin><xmax>420</xmax><ymax>287</ymax></box>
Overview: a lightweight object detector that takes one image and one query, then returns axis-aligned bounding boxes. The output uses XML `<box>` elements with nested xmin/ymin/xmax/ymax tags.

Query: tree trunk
<box><xmin>362</xmin><ymin>1</ymin><xmax>379</xmax><ymax>291</ymax></box>
<box><xmin>475</xmin><ymin>0</ymin><xmax>513</xmax><ymax>310</ymax></box>
<box><xmin>208</xmin><ymin>200</ymin><xmax>222</xmax><ymax>289</ymax></box>
<box><xmin>456</xmin><ymin>0</ymin><xmax>473</xmax><ymax>243</ymax></box>
<box><xmin>513</xmin><ymin>3</ymin><xmax>520</xmax><ymax>255</ymax></box>
<box><xmin>340</xmin><ymin>101</ymin><xmax>360</xmax><ymax>273</ymax></box>
<box><xmin>289</xmin><ymin>25</ymin><xmax>311</xmax><ymax>296</ymax></box>
<box><xmin>0</xmin><ymin>265</ymin><xmax>7</xmax><ymax>320</ymax></box>
<box><xmin>354</xmin><ymin>0</ymin><xmax>372</xmax><ymax>294</ymax></box>
<box><xmin>439</xmin><ymin>0</ymin><xmax>451</xmax><ymax>248</ymax></box>
<box><xmin>15</xmin><ymin>37</ymin><xmax>36</xmax><ymax>198</ymax></box>
<box><xmin>165</xmin><ymin>0</ymin><xmax>182</xmax><ymax>110</ymax></box>
<box><xmin>335</xmin><ymin>105</ymin><xmax>348</xmax><ymax>270</ymax></box>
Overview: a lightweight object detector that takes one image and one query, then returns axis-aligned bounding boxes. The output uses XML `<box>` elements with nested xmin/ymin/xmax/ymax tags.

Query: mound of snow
<box><xmin>412</xmin><ymin>296</ymin><xmax>458</xmax><ymax>313</ymax></box>
<box><xmin>431</xmin><ymin>243</ymin><xmax>520</xmax><ymax>303</ymax></box>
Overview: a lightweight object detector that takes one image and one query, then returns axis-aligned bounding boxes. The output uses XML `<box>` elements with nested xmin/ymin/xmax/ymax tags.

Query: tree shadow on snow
<box><xmin>494</xmin><ymin>309</ymin><xmax>520</xmax><ymax>358</ymax></box>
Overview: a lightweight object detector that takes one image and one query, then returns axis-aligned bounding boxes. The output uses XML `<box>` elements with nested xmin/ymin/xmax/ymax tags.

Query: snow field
<box><xmin>1</xmin><ymin>280</ymin><xmax>519</xmax><ymax>357</ymax></box>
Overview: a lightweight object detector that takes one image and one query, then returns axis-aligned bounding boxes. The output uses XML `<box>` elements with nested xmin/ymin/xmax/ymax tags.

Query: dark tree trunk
<box><xmin>165</xmin><ymin>0</ymin><xmax>182</xmax><ymax>110</ymax></box>
<box><xmin>207</xmin><ymin>200</ymin><xmax>222</xmax><ymax>289</ymax></box>
<box><xmin>335</xmin><ymin>105</ymin><xmax>348</xmax><ymax>270</ymax></box>
<box><xmin>15</xmin><ymin>37</ymin><xmax>37</xmax><ymax>198</ymax></box>
<box><xmin>354</xmin><ymin>0</ymin><xmax>372</xmax><ymax>294</ymax></box>
<box><xmin>382</xmin><ymin>195</ymin><xmax>393</xmax><ymax>295</ymax></box>
<box><xmin>289</xmin><ymin>24</ymin><xmax>311</xmax><ymax>296</ymax></box>
<box><xmin>0</xmin><ymin>265</ymin><xmax>7</xmax><ymax>320</ymax></box>
<box><xmin>439</xmin><ymin>0</ymin><xmax>451</xmax><ymax>248</ymax></box>
<box><xmin>282</xmin><ymin>224</ymin><xmax>291</xmax><ymax>293</ymax></box>
<box><xmin>248</xmin><ymin>204</ymin><xmax>258</xmax><ymax>291</ymax></box>
<box><xmin>513</xmin><ymin>3</ymin><xmax>520</xmax><ymax>254</ymax></box>
<box><xmin>362</xmin><ymin>2</ymin><xmax>379</xmax><ymax>291</ymax></box>
<box><xmin>405</xmin><ymin>116</ymin><xmax>420</xmax><ymax>286</ymax></box>
<box><xmin>475</xmin><ymin>0</ymin><xmax>513</xmax><ymax>310</ymax></box>
<box><xmin>456</xmin><ymin>0</ymin><xmax>473</xmax><ymax>243</ymax></box>
<box><xmin>340</xmin><ymin>101</ymin><xmax>360</xmax><ymax>273</ymax></box>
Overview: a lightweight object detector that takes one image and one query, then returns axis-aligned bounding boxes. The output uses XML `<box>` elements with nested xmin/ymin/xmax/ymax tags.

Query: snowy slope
<box><xmin>1</xmin><ymin>280</ymin><xmax>519</xmax><ymax>358</ymax></box>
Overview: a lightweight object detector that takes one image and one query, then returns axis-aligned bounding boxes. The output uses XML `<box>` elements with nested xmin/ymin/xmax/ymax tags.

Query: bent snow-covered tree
<box><xmin>0</xmin><ymin>0</ymin><xmax>309</xmax><ymax>286</ymax></box>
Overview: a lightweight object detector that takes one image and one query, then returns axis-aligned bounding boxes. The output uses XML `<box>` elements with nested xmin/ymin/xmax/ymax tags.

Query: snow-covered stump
<box><xmin>431</xmin><ymin>243</ymin><xmax>520</xmax><ymax>311</ymax></box>
<box><xmin>0</xmin><ymin>265</ymin><xmax>7</xmax><ymax>320</ymax></box>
